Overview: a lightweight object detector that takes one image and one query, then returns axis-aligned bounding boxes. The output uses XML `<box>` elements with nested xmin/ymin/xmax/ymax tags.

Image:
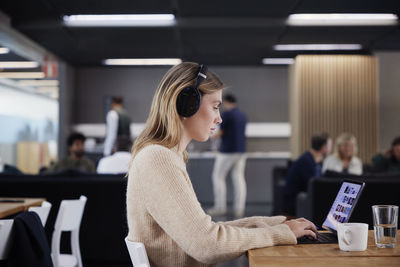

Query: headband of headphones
<box><xmin>194</xmin><ymin>64</ymin><xmax>208</xmax><ymax>90</ymax></box>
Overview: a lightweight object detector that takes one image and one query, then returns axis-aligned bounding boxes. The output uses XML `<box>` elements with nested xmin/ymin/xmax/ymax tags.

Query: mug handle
<box><xmin>341</xmin><ymin>229</ymin><xmax>352</xmax><ymax>245</ymax></box>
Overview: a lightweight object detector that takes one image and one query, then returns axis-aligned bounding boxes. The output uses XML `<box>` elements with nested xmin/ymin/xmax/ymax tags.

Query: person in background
<box><xmin>126</xmin><ymin>62</ymin><xmax>317</xmax><ymax>267</ymax></box>
<box><xmin>97</xmin><ymin>135</ymin><xmax>132</xmax><ymax>174</ymax></box>
<box><xmin>207</xmin><ymin>94</ymin><xmax>247</xmax><ymax>218</ymax></box>
<box><xmin>0</xmin><ymin>157</ymin><xmax>22</xmax><ymax>174</ymax></box>
<box><xmin>322</xmin><ymin>133</ymin><xmax>362</xmax><ymax>175</ymax></box>
<box><xmin>283</xmin><ymin>133</ymin><xmax>331</xmax><ymax>216</ymax></box>
<box><xmin>47</xmin><ymin>132</ymin><xmax>95</xmax><ymax>173</ymax></box>
<box><xmin>372</xmin><ymin>136</ymin><xmax>400</xmax><ymax>173</ymax></box>
<box><xmin>103</xmin><ymin>96</ymin><xmax>131</xmax><ymax>156</ymax></box>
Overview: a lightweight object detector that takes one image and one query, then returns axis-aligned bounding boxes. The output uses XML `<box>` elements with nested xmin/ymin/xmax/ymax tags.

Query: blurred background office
<box><xmin>0</xmin><ymin>1</ymin><xmax>400</xmax><ymax>266</ymax></box>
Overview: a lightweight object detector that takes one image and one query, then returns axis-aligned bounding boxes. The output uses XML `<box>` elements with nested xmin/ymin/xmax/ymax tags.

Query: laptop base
<box><xmin>297</xmin><ymin>232</ymin><xmax>338</xmax><ymax>244</ymax></box>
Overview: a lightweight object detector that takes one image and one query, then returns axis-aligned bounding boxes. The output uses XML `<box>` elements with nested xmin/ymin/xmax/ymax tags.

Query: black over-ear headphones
<box><xmin>176</xmin><ymin>64</ymin><xmax>208</xmax><ymax>117</ymax></box>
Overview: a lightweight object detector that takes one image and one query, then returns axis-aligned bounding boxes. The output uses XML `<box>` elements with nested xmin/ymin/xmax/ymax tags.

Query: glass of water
<box><xmin>372</xmin><ymin>205</ymin><xmax>398</xmax><ymax>248</ymax></box>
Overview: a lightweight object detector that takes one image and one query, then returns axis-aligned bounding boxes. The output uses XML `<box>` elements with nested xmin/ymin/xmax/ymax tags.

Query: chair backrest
<box><xmin>54</xmin><ymin>195</ymin><xmax>87</xmax><ymax>231</ymax></box>
<box><xmin>29</xmin><ymin>201</ymin><xmax>52</xmax><ymax>226</ymax></box>
<box><xmin>124</xmin><ymin>237</ymin><xmax>150</xmax><ymax>267</ymax></box>
<box><xmin>0</xmin><ymin>219</ymin><xmax>14</xmax><ymax>260</ymax></box>
<box><xmin>52</xmin><ymin>196</ymin><xmax>87</xmax><ymax>267</ymax></box>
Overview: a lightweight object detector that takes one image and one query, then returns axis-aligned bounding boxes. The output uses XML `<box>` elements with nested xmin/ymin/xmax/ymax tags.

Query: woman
<box><xmin>126</xmin><ymin>62</ymin><xmax>317</xmax><ymax>266</ymax></box>
<box><xmin>322</xmin><ymin>133</ymin><xmax>362</xmax><ymax>175</ymax></box>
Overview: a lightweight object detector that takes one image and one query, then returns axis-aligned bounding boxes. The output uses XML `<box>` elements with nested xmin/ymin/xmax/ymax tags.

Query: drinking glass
<box><xmin>372</xmin><ymin>205</ymin><xmax>398</xmax><ymax>248</ymax></box>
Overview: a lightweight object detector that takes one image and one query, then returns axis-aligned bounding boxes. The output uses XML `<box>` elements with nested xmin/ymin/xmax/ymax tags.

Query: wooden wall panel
<box><xmin>290</xmin><ymin>55</ymin><xmax>378</xmax><ymax>163</ymax></box>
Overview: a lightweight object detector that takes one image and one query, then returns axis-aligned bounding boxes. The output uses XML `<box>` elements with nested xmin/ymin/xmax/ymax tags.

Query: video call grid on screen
<box><xmin>322</xmin><ymin>181</ymin><xmax>363</xmax><ymax>232</ymax></box>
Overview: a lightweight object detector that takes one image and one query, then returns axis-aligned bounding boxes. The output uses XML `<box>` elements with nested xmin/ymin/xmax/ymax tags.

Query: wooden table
<box><xmin>248</xmin><ymin>230</ymin><xmax>400</xmax><ymax>266</ymax></box>
<box><xmin>0</xmin><ymin>198</ymin><xmax>45</xmax><ymax>219</ymax></box>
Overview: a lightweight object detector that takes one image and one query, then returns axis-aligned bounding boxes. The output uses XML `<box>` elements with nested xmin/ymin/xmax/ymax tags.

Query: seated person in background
<box><xmin>283</xmin><ymin>133</ymin><xmax>331</xmax><ymax>216</ymax></box>
<box><xmin>46</xmin><ymin>132</ymin><xmax>95</xmax><ymax>173</ymax></box>
<box><xmin>372</xmin><ymin>136</ymin><xmax>400</xmax><ymax>173</ymax></box>
<box><xmin>0</xmin><ymin>157</ymin><xmax>22</xmax><ymax>174</ymax></box>
<box><xmin>322</xmin><ymin>133</ymin><xmax>362</xmax><ymax>175</ymax></box>
<box><xmin>97</xmin><ymin>135</ymin><xmax>132</xmax><ymax>174</ymax></box>
<box><xmin>127</xmin><ymin>62</ymin><xmax>317</xmax><ymax>267</ymax></box>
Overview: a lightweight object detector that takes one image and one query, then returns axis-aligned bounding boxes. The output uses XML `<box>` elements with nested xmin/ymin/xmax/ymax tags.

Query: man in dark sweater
<box><xmin>283</xmin><ymin>133</ymin><xmax>331</xmax><ymax>216</ymax></box>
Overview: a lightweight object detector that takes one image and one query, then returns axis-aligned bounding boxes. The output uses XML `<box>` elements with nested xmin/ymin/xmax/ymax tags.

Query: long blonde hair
<box><xmin>335</xmin><ymin>133</ymin><xmax>358</xmax><ymax>158</ymax></box>
<box><xmin>130</xmin><ymin>62</ymin><xmax>224</xmax><ymax>164</ymax></box>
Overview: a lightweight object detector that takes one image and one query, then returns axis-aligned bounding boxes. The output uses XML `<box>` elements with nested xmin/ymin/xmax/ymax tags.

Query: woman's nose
<box><xmin>216</xmin><ymin>114</ymin><xmax>222</xmax><ymax>124</ymax></box>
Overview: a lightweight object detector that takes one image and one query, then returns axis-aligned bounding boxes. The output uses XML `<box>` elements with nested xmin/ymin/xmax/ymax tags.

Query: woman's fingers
<box><xmin>303</xmin><ymin>229</ymin><xmax>317</xmax><ymax>239</ymax></box>
<box><xmin>296</xmin><ymin>218</ymin><xmax>318</xmax><ymax>233</ymax></box>
<box><xmin>284</xmin><ymin>219</ymin><xmax>319</xmax><ymax>238</ymax></box>
<box><xmin>305</xmin><ymin>221</ymin><xmax>318</xmax><ymax>233</ymax></box>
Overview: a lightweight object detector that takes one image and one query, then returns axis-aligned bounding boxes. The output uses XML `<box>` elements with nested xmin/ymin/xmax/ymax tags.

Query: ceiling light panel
<box><xmin>288</xmin><ymin>13</ymin><xmax>399</xmax><ymax>26</ymax></box>
<box><xmin>17</xmin><ymin>80</ymin><xmax>59</xmax><ymax>86</ymax></box>
<box><xmin>63</xmin><ymin>14</ymin><xmax>176</xmax><ymax>27</ymax></box>
<box><xmin>0</xmin><ymin>61</ymin><xmax>39</xmax><ymax>69</ymax></box>
<box><xmin>262</xmin><ymin>58</ymin><xmax>294</xmax><ymax>65</ymax></box>
<box><xmin>0</xmin><ymin>72</ymin><xmax>45</xmax><ymax>79</ymax></box>
<box><xmin>0</xmin><ymin>48</ymin><xmax>10</xmax><ymax>54</ymax></box>
<box><xmin>103</xmin><ymin>58</ymin><xmax>182</xmax><ymax>65</ymax></box>
<box><xmin>273</xmin><ymin>44</ymin><xmax>362</xmax><ymax>51</ymax></box>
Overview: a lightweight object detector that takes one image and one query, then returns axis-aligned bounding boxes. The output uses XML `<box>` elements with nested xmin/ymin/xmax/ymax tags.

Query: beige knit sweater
<box><xmin>126</xmin><ymin>144</ymin><xmax>297</xmax><ymax>267</ymax></box>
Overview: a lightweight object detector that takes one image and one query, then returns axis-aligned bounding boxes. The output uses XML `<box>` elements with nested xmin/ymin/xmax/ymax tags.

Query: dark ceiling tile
<box><xmin>176</xmin><ymin>0</ymin><xmax>299</xmax><ymax>17</ymax></box>
<box><xmin>0</xmin><ymin>0</ymin><xmax>399</xmax><ymax>66</ymax></box>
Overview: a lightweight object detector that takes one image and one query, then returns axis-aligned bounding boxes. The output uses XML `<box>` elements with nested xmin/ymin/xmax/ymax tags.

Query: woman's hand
<box><xmin>284</xmin><ymin>217</ymin><xmax>318</xmax><ymax>239</ymax></box>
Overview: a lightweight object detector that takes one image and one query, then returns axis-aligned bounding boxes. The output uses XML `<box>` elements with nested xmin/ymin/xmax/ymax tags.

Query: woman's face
<box><xmin>339</xmin><ymin>140</ymin><xmax>354</xmax><ymax>159</ymax></box>
<box><xmin>182</xmin><ymin>90</ymin><xmax>223</xmax><ymax>142</ymax></box>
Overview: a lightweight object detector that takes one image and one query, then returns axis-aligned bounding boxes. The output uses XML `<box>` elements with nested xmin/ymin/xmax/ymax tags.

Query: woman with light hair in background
<box><xmin>322</xmin><ymin>133</ymin><xmax>363</xmax><ymax>175</ymax></box>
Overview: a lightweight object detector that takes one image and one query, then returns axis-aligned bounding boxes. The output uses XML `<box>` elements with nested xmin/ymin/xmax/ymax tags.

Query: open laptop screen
<box><xmin>322</xmin><ymin>180</ymin><xmax>365</xmax><ymax>233</ymax></box>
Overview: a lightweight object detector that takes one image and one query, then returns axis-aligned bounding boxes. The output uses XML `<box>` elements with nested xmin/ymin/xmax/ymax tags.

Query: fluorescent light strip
<box><xmin>273</xmin><ymin>44</ymin><xmax>362</xmax><ymax>51</ymax></box>
<box><xmin>0</xmin><ymin>48</ymin><xmax>9</xmax><ymax>54</ymax></box>
<box><xmin>288</xmin><ymin>13</ymin><xmax>398</xmax><ymax>26</ymax></box>
<box><xmin>36</xmin><ymin>87</ymin><xmax>59</xmax><ymax>92</ymax></box>
<box><xmin>0</xmin><ymin>61</ymin><xmax>39</xmax><ymax>69</ymax></box>
<box><xmin>18</xmin><ymin>80</ymin><xmax>59</xmax><ymax>86</ymax></box>
<box><xmin>0</xmin><ymin>72</ymin><xmax>45</xmax><ymax>79</ymax></box>
<box><xmin>103</xmin><ymin>58</ymin><xmax>182</xmax><ymax>66</ymax></box>
<box><xmin>262</xmin><ymin>58</ymin><xmax>294</xmax><ymax>65</ymax></box>
<box><xmin>63</xmin><ymin>14</ymin><xmax>176</xmax><ymax>27</ymax></box>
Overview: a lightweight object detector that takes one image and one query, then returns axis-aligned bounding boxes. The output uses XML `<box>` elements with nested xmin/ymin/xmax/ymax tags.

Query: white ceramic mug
<box><xmin>337</xmin><ymin>223</ymin><xmax>368</xmax><ymax>251</ymax></box>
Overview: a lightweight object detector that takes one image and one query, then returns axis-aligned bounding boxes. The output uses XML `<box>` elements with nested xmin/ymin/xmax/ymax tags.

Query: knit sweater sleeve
<box><xmin>135</xmin><ymin>146</ymin><xmax>297</xmax><ymax>264</ymax></box>
<box><xmin>220</xmin><ymin>216</ymin><xmax>287</xmax><ymax>228</ymax></box>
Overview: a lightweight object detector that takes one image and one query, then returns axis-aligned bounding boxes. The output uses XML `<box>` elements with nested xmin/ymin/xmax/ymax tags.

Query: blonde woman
<box><xmin>126</xmin><ymin>62</ymin><xmax>317</xmax><ymax>267</ymax></box>
<box><xmin>322</xmin><ymin>133</ymin><xmax>363</xmax><ymax>175</ymax></box>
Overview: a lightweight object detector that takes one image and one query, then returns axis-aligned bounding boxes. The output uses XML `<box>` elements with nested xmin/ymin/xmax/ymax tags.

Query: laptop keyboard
<box><xmin>297</xmin><ymin>232</ymin><xmax>338</xmax><ymax>244</ymax></box>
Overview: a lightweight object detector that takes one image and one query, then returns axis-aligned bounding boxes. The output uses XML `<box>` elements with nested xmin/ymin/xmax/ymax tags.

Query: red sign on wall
<box><xmin>42</xmin><ymin>55</ymin><xmax>58</xmax><ymax>78</ymax></box>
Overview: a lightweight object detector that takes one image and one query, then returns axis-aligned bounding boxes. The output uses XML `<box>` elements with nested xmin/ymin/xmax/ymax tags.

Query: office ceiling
<box><xmin>0</xmin><ymin>0</ymin><xmax>399</xmax><ymax>66</ymax></box>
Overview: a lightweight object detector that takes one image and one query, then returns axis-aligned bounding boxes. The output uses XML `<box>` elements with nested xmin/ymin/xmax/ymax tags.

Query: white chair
<box><xmin>124</xmin><ymin>237</ymin><xmax>150</xmax><ymax>267</ymax></box>
<box><xmin>0</xmin><ymin>219</ymin><xmax>14</xmax><ymax>260</ymax></box>
<box><xmin>52</xmin><ymin>195</ymin><xmax>87</xmax><ymax>267</ymax></box>
<box><xmin>29</xmin><ymin>201</ymin><xmax>52</xmax><ymax>226</ymax></box>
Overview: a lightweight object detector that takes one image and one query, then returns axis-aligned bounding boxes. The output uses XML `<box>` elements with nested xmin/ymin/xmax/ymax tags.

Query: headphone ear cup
<box><xmin>176</xmin><ymin>87</ymin><xmax>201</xmax><ymax>117</ymax></box>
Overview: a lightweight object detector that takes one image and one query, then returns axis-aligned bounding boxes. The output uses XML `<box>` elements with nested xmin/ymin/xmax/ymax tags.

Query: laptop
<box><xmin>297</xmin><ymin>179</ymin><xmax>365</xmax><ymax>244</ymax></box>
